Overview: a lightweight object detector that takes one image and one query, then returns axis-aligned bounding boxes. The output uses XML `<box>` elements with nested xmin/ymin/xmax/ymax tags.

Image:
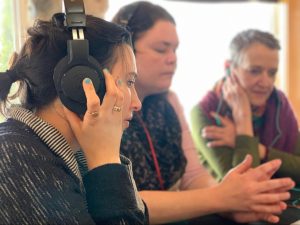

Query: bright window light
<box><xmin>107</xmin><ymin>1</ymin><xmax>281</xmax><ymax>125</ymax></box>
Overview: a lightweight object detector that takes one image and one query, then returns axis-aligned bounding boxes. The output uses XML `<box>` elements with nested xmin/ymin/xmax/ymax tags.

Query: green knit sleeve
<box><xmin>190</xmin><ymin>106</ymin><xmax>264</xmax><ymax>181</ymax></box>
<box><xmin>190</xmin><ymin>105</ymin><xmax>234</xmax><ymax>181</ymax></box>
<box><xmin>267</xmin><ymin>132</ymin><xmax>300</xmax><ymax>186</ymax></box>
<box><xmin>191</xmin><ymin>104</ymin><xmax>300</xmax><ymax>185</ymax></box>
<box><xmin>233</xmin><ymin>135</ymin><xmax>260</xmax><ymax>168</ymax></box>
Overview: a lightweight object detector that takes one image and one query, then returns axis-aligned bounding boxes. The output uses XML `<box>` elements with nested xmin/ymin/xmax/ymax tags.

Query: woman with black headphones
<box><xmin>0</xmin><ymin>4</ymin><xmax>147</xmax><ymax>224</ymax></box>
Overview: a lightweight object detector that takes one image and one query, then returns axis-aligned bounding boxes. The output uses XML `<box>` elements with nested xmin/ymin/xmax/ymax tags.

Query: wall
<box><xmin>286</xmin><ymin>0</ymin><xmax>300</xmax><ymax>121</ymax></box>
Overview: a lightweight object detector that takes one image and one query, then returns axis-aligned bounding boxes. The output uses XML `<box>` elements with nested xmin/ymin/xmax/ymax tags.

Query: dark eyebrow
<box><xmin>152</xmin><ymin>41</ymin><xmax>179</xmax><ymax>48</ymax></box>
<box><xmin>161</xmin><ymin>41</ymin><xmax>179</xmax><ymax>48</ymax></box>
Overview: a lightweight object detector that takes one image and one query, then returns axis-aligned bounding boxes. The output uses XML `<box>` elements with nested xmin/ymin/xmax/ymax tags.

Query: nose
<box><xmin>131</xmin><ymin>88</ymin><xmax>142</xmax><ymax>112</ymax></box>
<box><xmin>166</xmin><ymin>50</ymin><xmax>177</xmax><ymax>65</ymax></box>
<box><xmin>259</xmin><ymin>70</ymin><xmax>275</xmax><ymax>87</ymax></box>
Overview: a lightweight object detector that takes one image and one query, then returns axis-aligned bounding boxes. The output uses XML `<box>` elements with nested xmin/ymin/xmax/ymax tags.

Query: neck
<box><xmin>251</xmin><ymin>105</ymin><xmax>266</xmax><ymax>117</ymax></box>
<box><xmin>36</xmin><ymin>99</ymin><xmax>78</xmax><ymax>151</ymax></box>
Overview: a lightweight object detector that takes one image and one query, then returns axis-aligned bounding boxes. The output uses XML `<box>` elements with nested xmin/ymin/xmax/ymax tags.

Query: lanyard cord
<box><xmin>136</xmin><ymin>112</ymin><xmax>164</xmax><ymax>190</ymax></box>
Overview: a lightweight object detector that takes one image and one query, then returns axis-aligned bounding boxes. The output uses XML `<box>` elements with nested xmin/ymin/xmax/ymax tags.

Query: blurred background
<box><xmin>0</xmin><ymin>0</ymin><xmax>299</xmax><ymax>125</ymax></box>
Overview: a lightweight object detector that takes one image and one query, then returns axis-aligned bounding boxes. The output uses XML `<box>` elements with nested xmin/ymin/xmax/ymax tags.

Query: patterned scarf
<box><xmin>199</xmin><ymin>81</ymin><xmax>298</xmax><ymax>153</ymax></box>
<box><xmin>121</xmin><ymin>93</ymin><xmax>187</xmax><ymax>190</ymax></box>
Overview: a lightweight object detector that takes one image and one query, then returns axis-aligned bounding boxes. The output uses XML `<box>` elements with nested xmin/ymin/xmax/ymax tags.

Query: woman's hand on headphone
<box><xmin>63</xmin><ymin>69</ymin><xmax>124</xmax><ymax>170</ymax></box>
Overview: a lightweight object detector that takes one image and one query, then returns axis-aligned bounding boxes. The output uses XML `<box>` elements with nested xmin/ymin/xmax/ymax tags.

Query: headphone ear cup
<box><xmin>53</xmin><ymin>56</ymin><xmax>106</xmax><ymax>115</ymax></box>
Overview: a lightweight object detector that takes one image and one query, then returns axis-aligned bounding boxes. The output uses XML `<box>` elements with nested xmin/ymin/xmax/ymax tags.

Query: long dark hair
<box><xmin>0</xmin><ymin>14</ymin><xmax>131</xmax><ymax>115</ymax></box>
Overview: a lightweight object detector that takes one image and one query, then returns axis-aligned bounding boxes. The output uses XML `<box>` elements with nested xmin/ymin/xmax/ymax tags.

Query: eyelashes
<box><xmin>127</xmin><ymin>79</ymin><xmax>135</xmax><ymax>87</ymax></box>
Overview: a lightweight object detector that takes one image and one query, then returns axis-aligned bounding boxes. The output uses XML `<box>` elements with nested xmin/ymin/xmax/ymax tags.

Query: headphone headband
<box><xmin>53</xmin><ymin>0</ymin><xmax>106</xmax><ymax>116</ymax></box>
<box><xmin>64</xmin><ymin>0</ymin><xmax>86</xmax><ymax>30</ymax></box>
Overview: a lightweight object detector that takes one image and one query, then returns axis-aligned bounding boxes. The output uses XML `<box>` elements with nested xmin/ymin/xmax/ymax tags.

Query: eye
<box><xmin>127</xmin><ymin>78</ymin><xmax>136</xmax><ymax>87</ymax></box>
<box><xmin>248</xmin><ymin>68</ymin><xmax>262</xmax><ymax>76</ymax></box>
<box><xmin>154</xmin><ymin>48</ymin><xmax>167</xmax><ymax>54</ymax></box>
<box><xmin>268</xmin><ymin>70</ymin><xmax>277</xmax><ymax>77</ymax></box>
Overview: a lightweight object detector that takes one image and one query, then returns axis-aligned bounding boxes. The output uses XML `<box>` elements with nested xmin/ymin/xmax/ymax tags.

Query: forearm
<box><xmin>84</xmin><ymin>163</ymin><xmax>147</xmax><ymax>225</ymax></box>
<box><xmin>267</xmin><ymin>148</ymin><xmax>300</xmax><ymax>185</ymax></box>
<box><xmin>140</xmin><ymin>188</ymin><xmax>225</xmax><ymax>225</ymax></box>
<box><xmin>265</xmin><ymin>132</ymin><xmax>300</xmax><ymax>185</ymax></box>
<box><xmin>190</xmin><ymin>106</ymin><xmax>234</xmax><ymax>180</ymax></box>
<box><xmin>232</xmin><ymin>135</ymin><xmax>260</xmax><ymax>168</ymax></box>
<box><xmin>184</xmin><ymin>173</ymin><xmax>217</xmax><ymax>190</ymax></box>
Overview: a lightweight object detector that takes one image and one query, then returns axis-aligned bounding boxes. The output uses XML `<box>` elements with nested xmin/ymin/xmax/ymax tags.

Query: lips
<box><xmin>125</xmin><ymin>116</ymin><xmax>132</xmax><ymax>122</ymax></box>
<box><xmin>161</xmin><ymin>71</ymin><xmax>174</xmax><ymax>76</ymax></box>
<box><xmin>252</xmin><ymin>91</ymin><xmax>270</xmax><ymax>96</ymax></box>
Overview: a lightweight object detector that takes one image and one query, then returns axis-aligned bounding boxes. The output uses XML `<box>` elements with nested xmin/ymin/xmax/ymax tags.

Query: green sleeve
<box><xmin>191</xmin><ymin>106</ymin><xmax>300</xmax><ymax>186</ymax></box>
<box><xmin>267</xmin><ymin>132</ymin><xmax>300</xmax><ymax>186</ymax></box>
<box><xmin>233</xmin><ymin>135</ymin><xmax>260</xmax><ymax>168</ymax></box>
<box><xmin>190</xmin><ymin>106</ymin><xmax>233</xmax><ymax>181</ymax></box>
<box><xmin>190</xmin><ymin>106</ymin><xmax>260</xmax><ymax>181</ymax></box>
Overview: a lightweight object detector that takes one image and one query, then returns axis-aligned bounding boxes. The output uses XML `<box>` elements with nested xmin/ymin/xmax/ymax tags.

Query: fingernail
<box><xmin>103</xmin><ymin>68</ymin><xmax>109</xmax><ymax>73</ymax></box>
<box><xmin>84</xmin><ymin>78</ymin><xmax>92</xmax><ymax>84</ymax></box>
<box><xmin>243</xmin><ymin>154</ymin><xmax>250</xmax><ymax>162</ymax></box>
<box><xmin>215</xmin><ymin>115</ymin><xmax>221</xmax><ymax>126</ymax></box>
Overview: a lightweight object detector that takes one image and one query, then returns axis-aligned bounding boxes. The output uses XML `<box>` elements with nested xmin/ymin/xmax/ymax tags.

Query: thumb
<box><xmin>231</xmin><ymin>154</ymin><xmax>253</xmax><ymax>174</ymax></box>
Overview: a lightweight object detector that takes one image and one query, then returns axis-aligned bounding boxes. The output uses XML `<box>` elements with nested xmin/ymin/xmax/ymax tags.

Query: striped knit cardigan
<box><xmin>0</xmin><ymin>107</ymin><xmax>147</xmax><ymax>225</ymax></box>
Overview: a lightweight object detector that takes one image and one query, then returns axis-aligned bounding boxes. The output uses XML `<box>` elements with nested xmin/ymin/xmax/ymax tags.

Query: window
<box><xmin>0</xmin><ymin>0</ymin><xmax>14</xmax><ymax>72</ymax></box>
<box><xmin>106</xmin><ymin>0</ymin><xmax>284</xmax><ymax>124</ymax></box>
<box><xmin>0</xmin><ymin>0</ymin><xmax>15</xmax><ymax>121</ymax></box>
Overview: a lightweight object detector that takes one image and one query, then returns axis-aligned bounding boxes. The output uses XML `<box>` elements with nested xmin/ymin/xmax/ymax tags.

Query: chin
<box><xmin>122</xmin><ymin>121</ymin><xmax>130</xmax><ymax>130</ymax></box>
<box><xmin>156</xmin><ymin>85</ymin><xmax>171</xmax><ymax>94</ymax></box>
<box><xmin>159</xmin><ymin>80</ymin><xmax>172</xmax><ymax>90</ymax></box>
<box><xmin>250</xmin><ymin>99</ymin><xmax>268</xmax><ymax>108</ymax></box>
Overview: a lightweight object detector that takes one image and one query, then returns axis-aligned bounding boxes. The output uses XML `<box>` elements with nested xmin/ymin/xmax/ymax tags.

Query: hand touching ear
<box><xmin>64</xmin><ymin>69</ymin><xmax>124</xmax><ymax>170</ymax></box>
<box><xmin>222</xmin><ymin>74</ymin><xmax>253</xmax><ymax>136</ymax></box>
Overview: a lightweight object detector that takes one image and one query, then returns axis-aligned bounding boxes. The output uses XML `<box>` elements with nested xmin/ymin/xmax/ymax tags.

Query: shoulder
<box><xmin>0</xmin><ymin>119</ymin><xmax>59</xmax><ymax>168</ymax></box>
<box><xmin>0</xmin><ymin>120</ymin><xmax>40</xmax><ymax>150</ymax></box>
<box><xmin>190</xmin><ymin>103</ymin><xmax>211</xmax><ymax>131</ymax></box>
<box><xmin>274</xmin><ymin>89</ymin><xmax>291</xmax><ymax>107</ymax></box>
<box><xmin>191</xmin><ymin>104</ymin><xmax>207</xmax><ymax>120</ymax></box>
<box><xmin>166</xmin><ymin>90</ymin><xmax>180</xmax><ymax>103</ymax></box>
<box><xmin>271</xmin><ymin>89</ymin><xmax>296</xmax><ymax>115</ymax></box>
<box><xmin>0</xmin><ymin>119</ymin><xmax>47</xmax><ymax>149</ymax></box>
<box><xmin>166</xmin><ymin>90</ymin><xmax>183</xmax><ymax>112</ymax></box>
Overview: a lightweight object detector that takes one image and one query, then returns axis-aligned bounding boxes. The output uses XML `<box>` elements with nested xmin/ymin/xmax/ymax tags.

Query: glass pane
<box><xmin>106</xmin><ymin>1</ymin><xmax>280</xmax><ymax>123</ymax></box>
<box><xmin>0</xmin><ymin>0</ymin><xmax>14</xmax><ymax>72</ymax></box>
<box><xmin>0</xmin><ymin>0</ymin><xmax>14</xmax><ymax>122</ymax></box>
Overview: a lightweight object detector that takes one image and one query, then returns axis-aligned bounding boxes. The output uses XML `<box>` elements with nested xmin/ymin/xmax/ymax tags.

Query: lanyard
<box><xmin>136</xmin><ymin>112</ymin><xmax>165</xmax><ymax>190</ymax></box>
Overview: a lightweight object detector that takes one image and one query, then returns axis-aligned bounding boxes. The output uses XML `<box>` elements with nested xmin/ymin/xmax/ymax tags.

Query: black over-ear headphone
<box><xmin>53</xmin><ymin>0</ymin><xmax>106</xmax><ymax>116</ymax></box>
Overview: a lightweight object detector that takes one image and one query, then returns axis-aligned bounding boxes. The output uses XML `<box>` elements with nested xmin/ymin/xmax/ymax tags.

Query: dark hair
<box><xmin>112</xmin><ymin>1</ymin><xmax>175</xmax><ymax>49</ymax></box>
<box><xmin>230</xmin><ymin>29</ymin><xmax>281</xmax><ymax>67</ymax></box>
<box><xmin>0</xmin><ymin>14</ymin><xmax>131</xmax><ymax>115</ymax></box>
